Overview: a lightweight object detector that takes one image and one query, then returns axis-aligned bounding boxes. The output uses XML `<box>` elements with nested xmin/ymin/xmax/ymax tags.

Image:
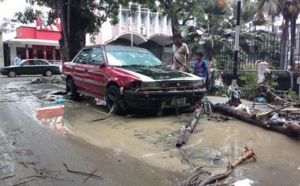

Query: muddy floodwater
<box><xmin>34</xmin><ymin>97</ymin><xmax>300</xmax><ymax>186</ymax></box>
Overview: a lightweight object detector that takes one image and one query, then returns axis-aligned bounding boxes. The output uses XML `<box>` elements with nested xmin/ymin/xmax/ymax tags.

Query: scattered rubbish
<box><xmin>95</xmin><ymin>97</ymin><xmax>106</xmax><ymax>106</ymax></box>
<box><xmin>168</xmin><ymin>133</ymin><xmax>173</xmax><ymax>137</ymax></box>
<box><xmin>233</xmin><ymin>178</ymin><xmax>254</xmax><ymax>186</ymax></box>
<box><xmin>43</xmin><ymin>91</ymin><xmax>66</xmax><ymax>104</ymax></box>
<box><xmin>298</xmin><ymin>166</ymin><xmax>300</xmax><ymax>170</ymax></box>
<box><xmin>254</xmin><ymin>97</ymin><xmax>267</xmax><ymax>103</ymax></box>
<box><xmin>31</xmin><ymin>78</ymin><xmax>51</xmax><ymax>84</ymax></box>
<box><xmin>51</xmin><ymin>75</ymin><xmax>62</xmax><ymax>83</ymax></box>
<box><xmin>183</xmin><ymin>147</ymin><xmax>256</xmax><ymax>186</ymax></box>
<box><xmin>270</xmin><ymin>112</ymin><xmax>286</xmax><ymax>122</ymax></box>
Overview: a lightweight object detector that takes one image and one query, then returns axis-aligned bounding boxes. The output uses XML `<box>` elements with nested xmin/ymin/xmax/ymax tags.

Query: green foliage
<box><xmin>15</xmin><ymin>0</ymin><xmax>158</xmax><ymax>61</ymax></box>
<box><xmin>282</xmin><ymin>89</ymin><xmax>299</xmax><ymax>102</ymax></box>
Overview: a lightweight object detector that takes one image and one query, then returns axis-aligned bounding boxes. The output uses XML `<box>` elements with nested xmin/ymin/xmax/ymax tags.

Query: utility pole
<box><xmin>233</xmin><ymin>0</ymin><xmax>241</xmax><ymax>85</ymax></box>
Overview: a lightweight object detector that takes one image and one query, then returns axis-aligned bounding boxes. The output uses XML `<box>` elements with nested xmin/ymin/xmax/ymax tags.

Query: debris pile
<box><xmin>43</xmin><ymin>91</ymin><xmax>66</xmax><ymax>104</ymax></box>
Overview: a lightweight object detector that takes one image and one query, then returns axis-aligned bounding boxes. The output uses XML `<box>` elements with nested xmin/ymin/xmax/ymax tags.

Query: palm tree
<box><xmin>257</xmin><ymin>0</ymin><xmax>300</xmax><ymax>70</ymax></box>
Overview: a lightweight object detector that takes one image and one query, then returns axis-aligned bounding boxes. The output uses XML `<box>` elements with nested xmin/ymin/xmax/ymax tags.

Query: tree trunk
<box><xmin>211</xmin><ymin>104</ymin><xmax>300</xmax><ymax>138</ymax></box>
<box><xmin>58</xmin><ymin>0</ymin><xmax>87</xmax><ymax>62</ymax></box>
<box><xmin>176</xmin><ymin>107</ymin><xmax>202</xmax><ymax>147</ymax></box>
<box><xmin>290</xmin><ymin>15</ymin><xmax>296</xmax><ymax>69</ymax></box>
<box><xmin>280</xmin><ymin>19</ymin><xmax>289</xmax><ymax>70</ymax></box>
<box><xmin>59</xmin><ymin>0</ymin><xmax>70</xmax><ymax>62</ymax></box>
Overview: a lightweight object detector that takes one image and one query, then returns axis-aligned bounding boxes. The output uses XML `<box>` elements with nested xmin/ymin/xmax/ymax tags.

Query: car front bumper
<box><xmin>0</xmin><ymin>69</ymin><xmax>8</xmax><ymax>75</ymax></box>
<box><xmin>123</xmin><ymin>88</ymin><xmax>206</xmax><ymax>109</ymax></box>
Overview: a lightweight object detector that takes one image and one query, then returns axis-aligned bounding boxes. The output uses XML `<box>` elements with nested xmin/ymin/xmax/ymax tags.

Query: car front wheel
<box><xmin>66</xmin><ymin>79</ymin><xmax>79</xmax><ymax>100</ymax></box>
<box><xmin>8</xmin><ymin>70</ymin><xmax>17</xmax><ymax>77</ymax></box>
<box><xmin>44</xmin><ymin>70</ymin><xmax>53</xmax><ymax>77</ymax></box>
<box><xmin>106</xmin><ymin>85</ymin><xmax>126</xmax><ymax>115</ymax></box>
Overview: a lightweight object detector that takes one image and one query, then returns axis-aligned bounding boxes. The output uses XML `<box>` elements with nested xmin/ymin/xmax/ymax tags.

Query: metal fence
<box><xmin>209</xmin><ymin>33</ymin><xmax>300</xmax><ymax>71</ymax></box>
<box><xmin>218</xmin><ymin>70</ymin><xmax>293</xmax><ymax>92</ymax></box>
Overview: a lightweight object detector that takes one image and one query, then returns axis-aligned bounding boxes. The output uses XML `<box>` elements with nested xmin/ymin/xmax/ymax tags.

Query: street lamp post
<box><xmin>233</xmin><ymin>0</ymin><xmax>241</xmax><ymax>85</ymax></box>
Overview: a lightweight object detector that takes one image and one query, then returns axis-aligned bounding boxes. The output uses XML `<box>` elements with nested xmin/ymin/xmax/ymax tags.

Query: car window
<box><xmin>90</xmin><ymin>47</ymin><xmax>104</xmax><ymax>65</ymax></box>
<box><xmin>37</xmin><ymin>60</ymin><xmax>49</xmax><ymax>65</ymax></box>
<box><xmin>106</xmin><ymin>50</ymin><xmax>162</xmax><ymax>67</ymax></box>
<box><xmin>74</xmin><ymin>48</ymin><xmax>92</xmax><ymax>64</ymax></box>
<box><xmin>22</xmin><ymin>60</ymin><xmax>31</xmax><ymax>66</ymax></box>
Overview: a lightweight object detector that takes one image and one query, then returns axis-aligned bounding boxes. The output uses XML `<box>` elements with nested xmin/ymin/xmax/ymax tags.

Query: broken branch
<box><xmin>63</xmin><ymin>163</ymin><xmax>102</xmax><ymax>181</ymax></box>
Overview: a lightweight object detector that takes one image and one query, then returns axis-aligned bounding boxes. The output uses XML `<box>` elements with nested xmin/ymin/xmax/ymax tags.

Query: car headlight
<box><xmin>192</xmin><ymin>80</ymin><xmax>204</xmax><ymax>88</ymax></box>
<box><xmin>141</xmin><ymin>81</ymin><xmax>159</xmax><ymax>88</ymax></box>
<box><xmin>128</xmin><ymin>81</ymin><xmax>159</xmax><ymax>88</ymax></box>
<box><xmin>128</xmin><ymin>80</ymin><xmax>142</xmax><ymax>88</ymax></box>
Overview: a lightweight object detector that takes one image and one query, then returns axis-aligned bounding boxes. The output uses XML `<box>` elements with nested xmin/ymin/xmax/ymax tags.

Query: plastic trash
<box><xmin>180</xmin><ymin>125</ymin><xmax>186</xmax><ymax>132</ymax></box>
<box><xmin>233</xmin><ymin>178</ymin><xmax>254</xmax><ymax>186</ymax></box>
<box><xmin>270</xmin><ymin>112</ymin><xmax>279</xmax><ymax>120</ymax></box>
<box><xmin>254</xmin><ymin>97</ymin><xmax>267</xmax><ymax>103</ymax></box>
<box><xmin>270</xmin><ymin>112</ymin><xmax>286</xmax><ymax>122</ymax></box>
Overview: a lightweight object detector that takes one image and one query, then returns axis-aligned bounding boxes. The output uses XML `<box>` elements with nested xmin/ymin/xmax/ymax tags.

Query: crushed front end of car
<box><xmin>122</xmin><ymin>79</ymin><xmax>206</xmax><ymax>110</ymax></box>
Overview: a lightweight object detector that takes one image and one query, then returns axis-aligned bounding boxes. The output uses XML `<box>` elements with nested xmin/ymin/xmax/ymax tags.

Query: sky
<box><xmin>0</xmin><ymin>0</ymin><xmax>28</xmax><ymax>18</ymax></box>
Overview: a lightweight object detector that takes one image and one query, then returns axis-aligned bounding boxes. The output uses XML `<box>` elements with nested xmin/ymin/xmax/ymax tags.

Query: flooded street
<box><xmin>39</xmin><ymin>92</ymin><xmax>300</xmax><ymax>185</ymax></box>
<box><xmin>1</xmin><ymin>77</ymin><xmax>300</xmax><ymax>186</ymax></box>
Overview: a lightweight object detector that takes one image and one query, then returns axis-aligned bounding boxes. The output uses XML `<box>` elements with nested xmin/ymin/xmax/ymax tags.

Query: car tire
<box><xmin>66</xmin><ymin>79</ymin><xmax>79</xmax><ymax>100</ymax></box>
<box><xmin>44</xmin><ymin>70</ymin><xmax>53</xmax><ymax>77</ymax></box>
<box><xmin>106</xmin><ymin>85</ymin><xmax>126</xmax><ymax>115</ymax></box>
<box><xmin>8</xmin><ymin>70</ymin><xmax>17</xmax><ymax>77</ymax></box>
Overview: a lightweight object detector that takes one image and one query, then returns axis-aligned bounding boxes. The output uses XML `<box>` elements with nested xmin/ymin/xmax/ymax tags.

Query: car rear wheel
<box><xmin>44</xmin><ymin>70</ymin><xmax>53</xmax><ymax>77</ymax></box>
<box><xmin>106</xmin><ymin>85</ymin><xmax>126</xmax><ymax>115</ymax></box>
<box><xmin>66</xmin><ymin>79</ymin><xmax>79</xmax><ymax>100</ymax></box>
<box><xmin>8</xmin><ymin>70</ymin><xmax>17</xmax><ymax>77</ymax></box>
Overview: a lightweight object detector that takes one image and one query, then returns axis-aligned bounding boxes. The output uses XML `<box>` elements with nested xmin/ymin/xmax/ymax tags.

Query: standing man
<box><xmin>192</xmin><ymin>52</ymin><xmax>210</xmax><ymax>87</ymax></box>
<box><xmin>172</xmin><ymin>33</ymin><xmax>189</xmax><ymax>71</ymax></box>
<box><xmin>14</xmin><ymin>55</ymin><xmax>21</xmax><ymax>65</ymax></box>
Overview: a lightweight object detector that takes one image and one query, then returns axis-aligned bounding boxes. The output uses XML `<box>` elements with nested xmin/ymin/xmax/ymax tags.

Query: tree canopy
<box><xmin>16</xmin><ymin>0</ymin><xmax>157</xmax><ymax>61</ymax></box>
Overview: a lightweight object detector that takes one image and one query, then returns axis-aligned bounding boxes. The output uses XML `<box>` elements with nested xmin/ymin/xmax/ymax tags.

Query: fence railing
<box><xmin>217</xmin><ymin>70</ymin><xmax>294</xmax><ymax>94</ymax></box>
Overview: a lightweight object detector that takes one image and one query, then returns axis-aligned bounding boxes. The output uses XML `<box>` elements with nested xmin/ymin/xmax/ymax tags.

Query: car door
<box><xmin>35</xmin><ymin>59</ymin><xmax>48</xmax><ymax>74</ymax></box>
<box><xmin>84</xmin><ymin>47</ymin><xmax>107</xmax><ymax>98</ymax></box>
<box><xmin>28</xmin><ymin>59</ymin><xmax>45</xmax><ymax>75</ymax></box>
<box><xmin>72</xmin><ymin>48</ymin><xmax>93</xmax><ymax>93</ymax></box>
<box><xmin>18</xmin><ymin>60</ymin><xmax>33</xmax><ymax>75</ymax></box>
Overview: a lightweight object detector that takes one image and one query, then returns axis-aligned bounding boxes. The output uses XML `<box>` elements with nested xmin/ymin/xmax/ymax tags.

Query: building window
<box><xmin>132</xmin><ymin>13</ymin><xmax>136</xmax><ymax>24</ymax></box>
<box><xmin>150</xmin><ymin>16</ymin><xmax>154</xmax><ymax>25</ymax></box>
<box><xmin>122</xmin><ymin>11</ymin><xmax>128</xmax><ymax>23</ymax></box>
<box><xmin>141</xmin><ymin>14</ymin><xmax>146</xmax><ymax>25</ymax></box>
<box><xmin>167</xmin><ymin>16</ymin><xmax>171</xmax><ymax>26</ymax></box>
<box><xmin>158</xmin><ymin>15</ymin><xmax>162</xmax><ymax>26</ymax></box>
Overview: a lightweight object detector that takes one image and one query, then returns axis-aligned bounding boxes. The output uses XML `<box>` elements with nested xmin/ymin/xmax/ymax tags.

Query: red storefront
<box><xmin>14</xmin><ymin>16</ymin><xmax>62</xmax><ymax>62</ymax></box>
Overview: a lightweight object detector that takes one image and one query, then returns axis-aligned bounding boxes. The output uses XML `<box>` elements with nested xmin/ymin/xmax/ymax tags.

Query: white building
<box><xmin>0</xmin><ymin>4</ymin><xmax>176</xmax><ymax>67</ymax></box>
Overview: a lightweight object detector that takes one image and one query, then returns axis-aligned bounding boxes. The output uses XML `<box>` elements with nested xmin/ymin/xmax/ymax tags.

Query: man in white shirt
<box><xmin>172</xmin><ymin>33</ymin><xmax>189</xmax><ymax>71</ymax></box>
<box><xmin>14</xmin><ymin>55</ymin><xmax>21</xmax><ymax>65</ymax></box>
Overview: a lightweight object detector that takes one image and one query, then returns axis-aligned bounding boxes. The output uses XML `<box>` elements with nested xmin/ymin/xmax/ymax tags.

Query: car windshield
<box><xmin>106</xmin><ymin>50</ymin><xmax>162</xmax><ymax>67</ymax></box>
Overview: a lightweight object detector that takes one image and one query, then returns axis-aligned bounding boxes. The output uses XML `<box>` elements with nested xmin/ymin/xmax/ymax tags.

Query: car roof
<box><xmin>83</xmin><ymin>44</ymin><xmax>150</xmax><ymax>53</ymax></box>
<box><xmin>21</xmin><ymin>59</ymin><xmax>49</xmax><ymax>61</ymax></box>
<box><xmin>105</xmin><ymin>45</ymin><xmax>150</xmax><ymax>53</ymax></box>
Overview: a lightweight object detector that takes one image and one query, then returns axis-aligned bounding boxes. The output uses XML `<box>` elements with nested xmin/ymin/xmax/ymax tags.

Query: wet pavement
<box><xmin>1</xmin><ymin>76</ymin><xmax>300</xmax><ymax>186</ymax></box>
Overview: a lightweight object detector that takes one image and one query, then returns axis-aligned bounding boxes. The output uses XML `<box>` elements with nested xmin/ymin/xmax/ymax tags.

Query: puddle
<box><xmin>56</xmin><ymin>100</ymin><xmax>300</xmax><ymax>185</ymax></box>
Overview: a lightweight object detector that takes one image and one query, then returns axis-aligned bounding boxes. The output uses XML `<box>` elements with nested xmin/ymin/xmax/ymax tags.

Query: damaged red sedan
<box><xmin>61</xmin><ymin>45</ymin><xmax>206</xmax><ymax>114</ymax></box>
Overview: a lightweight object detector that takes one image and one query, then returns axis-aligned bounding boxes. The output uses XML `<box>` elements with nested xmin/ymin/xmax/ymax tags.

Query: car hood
<box><xmin>116</xmin><ymin>66</ymin><xmax>201</xmax><ymax>81</ymax></box>
<box><xmin>3</xmin><ymin>65</ymin><xmax>19</xmax><ymax>69</ymax></box>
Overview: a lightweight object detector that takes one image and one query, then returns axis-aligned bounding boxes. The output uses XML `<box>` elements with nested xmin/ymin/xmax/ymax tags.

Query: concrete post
<box><xmin>257</xmin><ymin>62</ymin><xmax>269</xmax><ymax>84</ymax></box>
<box><xmin>0</xmin><ymin>32</ymin><xmax>4</xmax><ymax>67</ymax></box>
<box><xmin>297</xmin><ymin>77</ymin><xmax>300</xmax><ymax>100</ymax></box>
